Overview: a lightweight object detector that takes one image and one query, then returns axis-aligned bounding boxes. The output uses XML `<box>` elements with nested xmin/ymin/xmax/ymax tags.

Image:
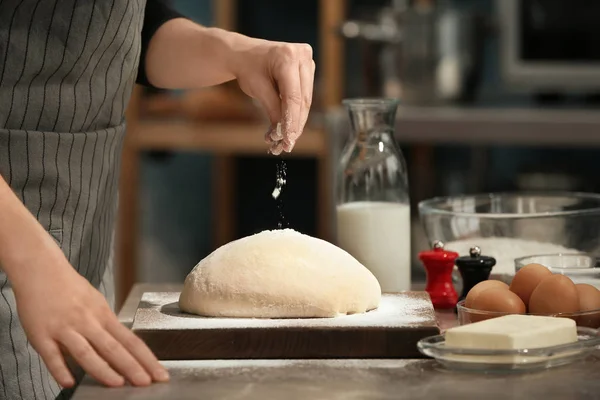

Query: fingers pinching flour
<box><xmin>266</xmin><ymin>123</ymin><xmax>283</xmax><ymax>155</ymax></box>
<box><xmin>267</xmin><ymin>109</ymin><xmax>295</xmax><ymax>155</ymax></box>
<box><xmin>269</xmin><ymin>141</ymin><xmax>284</xmax><ymax>156</ymax></box>
<box><xmin>269</xmin><ymin>124</ymin><xmax>284</xmax><ymax>141</ymax></box>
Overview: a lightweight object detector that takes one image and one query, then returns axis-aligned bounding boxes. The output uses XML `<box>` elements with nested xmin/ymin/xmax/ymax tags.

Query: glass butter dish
<box><xmin>417</xmin><ymin>327</ymin><xmax>600</xmax><ymax>372</ymax></box>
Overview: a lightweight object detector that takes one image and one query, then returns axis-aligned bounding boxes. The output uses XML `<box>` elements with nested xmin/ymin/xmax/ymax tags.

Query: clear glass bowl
<box><xmin>514</xmin><ymin>253</ymin><xmax>600</xmax><ymax>288</ymax></box>
<box><xmin>417</xmin><ymin>326</ymin><xmax>600</xmax><ymax>372</ymax></box>
<box><xmin>456</xmin><ymin>300</ymin><xmax>600</xmax><ymax>329</ymax></box>
<box><xmin>418</xmin><ymin>192</ymin><xmax>600</xmax><ymax>280</ymax></box>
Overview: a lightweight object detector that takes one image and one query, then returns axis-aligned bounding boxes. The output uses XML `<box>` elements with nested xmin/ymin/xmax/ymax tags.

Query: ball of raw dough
<box><xmin>179</xmin><ymin>229</ymin><xmax>381</xmax><ymax>318</ymax></box>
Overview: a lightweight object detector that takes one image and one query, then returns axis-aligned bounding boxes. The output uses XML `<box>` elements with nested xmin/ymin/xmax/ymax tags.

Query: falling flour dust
<box><xmin>135</xmin><ymin>292</ymin><xmax>433</xmax><ymax>330</ymax></box>
<box><xmin>272</xmin><ymin>159</ymin><xmax>288</xmax><ymax>229</ymax></box>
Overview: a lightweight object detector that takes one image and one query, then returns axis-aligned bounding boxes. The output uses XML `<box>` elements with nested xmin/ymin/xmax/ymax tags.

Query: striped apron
<box><xmin>0</xmin><ymin>0</ymin><xmax>145</xmax><ymax>398</ymax></box>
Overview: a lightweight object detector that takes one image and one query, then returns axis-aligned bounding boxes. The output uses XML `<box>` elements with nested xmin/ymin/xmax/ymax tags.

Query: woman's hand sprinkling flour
<box><xmin>143</xmin><ymin>22</ymin><xmax>315</xmax><ymax>155</ymax></box>
<box><xmin>232</xmin><ymin>41</ymin><xmax>316</xmax><ymax>154</ymax></box>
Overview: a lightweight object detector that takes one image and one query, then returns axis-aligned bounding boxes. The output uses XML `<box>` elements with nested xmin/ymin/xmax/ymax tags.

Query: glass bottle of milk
<box><xmin>336</xmin><ymin>98</ymin><xmax>411</xmax><ymax>292</ymax></box>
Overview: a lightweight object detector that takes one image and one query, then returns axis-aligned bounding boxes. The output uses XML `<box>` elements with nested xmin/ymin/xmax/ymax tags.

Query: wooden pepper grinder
<box><xmin>455</xmin><ymin>246</ymin><xmax>497</xmax><ymax>304</ymax></box>
<box><xmin>419</xmin><ymin>240</ymin><xmax>459</xmax><ymax>309</ymax></box>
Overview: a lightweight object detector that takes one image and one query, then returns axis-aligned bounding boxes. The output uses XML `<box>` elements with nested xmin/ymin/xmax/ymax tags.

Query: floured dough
<box><xmin>179</xmin><ymin>229</ymin><xmax>381</xmax><ymax>318</ymax></box>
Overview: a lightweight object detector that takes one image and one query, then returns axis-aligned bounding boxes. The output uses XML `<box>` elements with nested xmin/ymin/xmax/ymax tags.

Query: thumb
<box><xmin>256</xmin><ymin>85</ymin><xmax>282</xmax><ymax>126</ymax></box>
<box><xmin>253</xmin><ymin>83</ymin><xmax>283</xmax><ymax>140</ymax></box>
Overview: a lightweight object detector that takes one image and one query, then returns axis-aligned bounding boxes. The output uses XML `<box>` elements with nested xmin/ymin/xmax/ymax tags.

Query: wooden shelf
<box><xmin>328</xmin><ymin>105</ymin><xmax>600</xmax><ymax>147</ymax></box>
<box><xmin>132</xmin><ymin>120</ymin><xmax>326</xmax><ymax>156</ymax></box>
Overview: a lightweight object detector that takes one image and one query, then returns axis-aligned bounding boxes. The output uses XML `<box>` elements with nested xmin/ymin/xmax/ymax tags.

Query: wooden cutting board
<box><xmin>131</xmin><ymin>292</ymin><xmax>439</xmax><ymax>360</ymax></box>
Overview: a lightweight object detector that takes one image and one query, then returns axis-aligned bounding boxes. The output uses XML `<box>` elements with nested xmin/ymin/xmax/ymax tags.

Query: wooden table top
<box><xmin>73</xmin><ymin>283</ymin><xmax>600</xmax><ymax>400</ymax></box>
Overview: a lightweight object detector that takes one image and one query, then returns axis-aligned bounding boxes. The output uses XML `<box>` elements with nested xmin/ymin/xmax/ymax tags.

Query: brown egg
<box><xmin>509</xmin><ymin>263</ymin><xmax>553</xmax><ymax>307</ymax></box>
<box><xmin>575</xmin><ymin>284</ymin><xmax>600</xmax><ymax>328</ymax></box>
<box><xmin>469</xmin><ymin>287</ymin><xmax>526</xmax><ymax>322</ymax></box>
<box><xmin>528</xmin><ymin>275</ymin><xmax>579</xmax><ymax>315</ymax></box>
<box><xmin>465</xmin><ymin>280</ymin><xmax>509</xmax><ymax>308</ymax></box>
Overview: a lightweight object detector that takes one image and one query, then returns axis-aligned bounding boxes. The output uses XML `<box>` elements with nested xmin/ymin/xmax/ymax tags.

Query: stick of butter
<box><xmin>446</xmin><ymin>314</ymin><xmax>578</xmax><ymax>350</ymax></box>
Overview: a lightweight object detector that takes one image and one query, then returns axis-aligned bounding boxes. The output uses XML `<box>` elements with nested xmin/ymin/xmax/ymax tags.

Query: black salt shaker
<box><xmin>455</xmin><ymin>246</ymin><xmax>497</xmax><ymax>304</ymax></box>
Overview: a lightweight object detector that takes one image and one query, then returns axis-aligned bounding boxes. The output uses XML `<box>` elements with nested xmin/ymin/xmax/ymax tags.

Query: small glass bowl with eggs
<box><xmin>457</xmin><ymin>253</ymin><xmax>600</xmax><ymax>328</ymax></box>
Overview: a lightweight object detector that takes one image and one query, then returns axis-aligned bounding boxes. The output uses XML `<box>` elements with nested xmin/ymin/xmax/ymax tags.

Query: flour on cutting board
<box><xmin>133</xmin><ymin>292</ymin><xmax>434</xmax><ymax>331</ymax></box>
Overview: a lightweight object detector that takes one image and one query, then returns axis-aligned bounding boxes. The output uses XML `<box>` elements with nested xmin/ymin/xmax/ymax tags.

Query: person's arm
<box><xmin>0</xmin><ymin>176</ymin><xmax>169</xmax><ymax>388</ymax></box>
<box><xmin>137</xmin><ymin>0</ymin><xmax>315</xmax><ymax>154</ymax></box>
<box><xmin>136</xmin><ymin>0</ymin><xmax>261</xmax><ymax>90</ymax></box>
<box><xmin>0</xmin><ymin>177</ymin><xmax>59</xmax><ymax>289</ymax></box>
<box><xmin>136</xmin><ymin>0</ymin><xmax>185</xmax><ymax>89</ymax></box>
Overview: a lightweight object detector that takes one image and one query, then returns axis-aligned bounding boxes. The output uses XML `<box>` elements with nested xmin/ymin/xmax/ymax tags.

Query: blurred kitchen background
<box><xmin>115</xmin><ymin>0</ymin><xmax>600</xmax><ymax>306</ymax></box>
